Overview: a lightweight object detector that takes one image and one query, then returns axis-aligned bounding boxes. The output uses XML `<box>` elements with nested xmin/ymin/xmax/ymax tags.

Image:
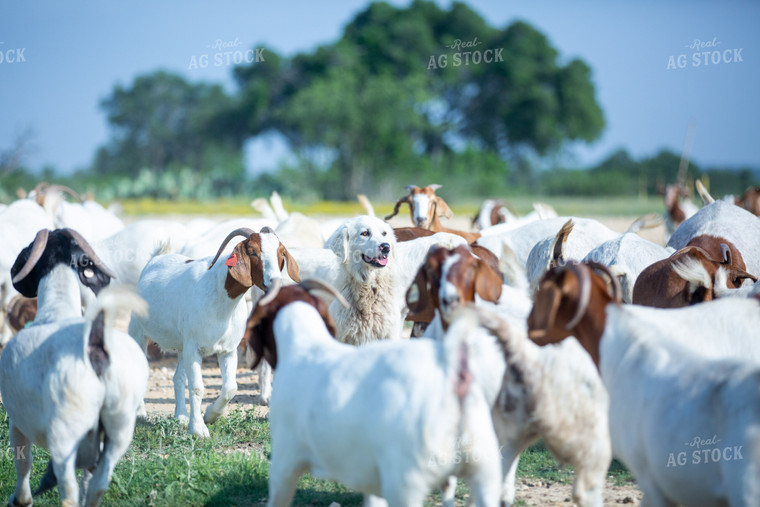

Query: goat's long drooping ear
<box><xmin>549</xmin><ymin>219</ymin><xmax>574</xmax><ymax>269</ymax></box>
<box><xmin>279</xmin><ymin>244</ymin><xmax>301</xmax><ymax>282</ymax></box>
<box><xmin>433</xmin><ymin>195</ymin><xmax>453</xmax><ymax>219</ymax></box>
<box><xmin>474</xmin><ymin>260</ymin><xmax>503</xmax><ymax>303</ymax></box>
<box><xmin>326</xmin><ymin>225</ymin><xmax>350</xmax><ymax>264</ymax></box>
<box><xmin>405</xmin><ymin>265</ymin><xmax>435</xmax><ymax>322</ymax></box>
<box><xmin>244</xmin><ymin>304</ymin><xmax>277</xmax><ymax>370</ymax></box>
<box><xmin>384</xmin><ymin>193</ymin><xmax>413</xmax><ymax>221</ymax></box>
<box><xmin>527</xmin><ymin>277</ymin><xmax>563</xmax><ymax>344</ymax></box>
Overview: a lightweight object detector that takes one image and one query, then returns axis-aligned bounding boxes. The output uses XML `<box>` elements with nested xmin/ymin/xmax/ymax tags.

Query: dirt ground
<box><xmin>136</xmin><ymin>213</ymin><xmax>653</xmax><ymax>506</ymax></box>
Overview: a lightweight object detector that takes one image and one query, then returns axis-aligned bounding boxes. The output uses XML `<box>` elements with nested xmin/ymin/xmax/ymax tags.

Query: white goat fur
<box><xmin>263</xmin><ymin>301</ymin><xmax>502</xmax><ymax>506</ymax></box>
<box><xmin>668</xmin><ymin>200</ymin><xmax>760</xmax><ymax>275</ymax></box>
<box><xmin>582</xmin><ymin>233</ymin><xmax>673</xmax><ymax>303</ymax></box>
<box><xmin>128</xmin><ymin>230</ymin><xmax>292</xmax><ymax>436</ymax></box>
<box><xmin>0</xmin><ymin>199</ymin><xmax>54</xmax><ymax>344</ymax></box>
<box><xmin>525</xmin><ymin>219</ymin><xmax>619</xmax><ymax>295</ymax></box>
<box><xmin>600</xmin><ymin>302</ymin><xmax>760</xmax><ymax>506</ymax></box>
<box><xmin>0</xmin><ymin>270</ymin><xmax>148</xmax><ymax>507</ymax></box>
<box><xmin>429</xmin><ymin>302</ymin><xmax>609</xmax><ymax>507</ymax></box>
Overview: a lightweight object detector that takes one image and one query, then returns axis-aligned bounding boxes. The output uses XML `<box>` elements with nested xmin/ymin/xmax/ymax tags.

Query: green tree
<box><xmin>94</xmin><ymin>71</ymin><xmax>241</xmax><ymax>180</ymax></box>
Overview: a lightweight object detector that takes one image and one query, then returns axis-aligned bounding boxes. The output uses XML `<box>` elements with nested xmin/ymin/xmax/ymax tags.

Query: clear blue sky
<box><xmin>1</xmin><ymin>0</ymin><xmax>758</xmax><ymax>176</ymax></box>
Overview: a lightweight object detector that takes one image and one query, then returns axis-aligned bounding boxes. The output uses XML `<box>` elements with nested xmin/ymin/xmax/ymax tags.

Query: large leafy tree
<box><xmin>94</xmin><ymin>71</ymin><xmax>240</xmax><ymax>178</ymax></box>
<box><xmin>227</xmin><ymin>1</ymin><xmax>605</xmax><ymax>199</ymax></box>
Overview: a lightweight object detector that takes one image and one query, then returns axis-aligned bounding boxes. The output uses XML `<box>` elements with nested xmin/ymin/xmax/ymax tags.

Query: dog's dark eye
<box><xmin>382</xmin><ymin>231</ymin><xmax>387</xmax><ymax>236</ymax></box>
<box><xmin>361</xmin><ymin>230</ymin><xmax>370</xmax><ymax>237</ymax></box>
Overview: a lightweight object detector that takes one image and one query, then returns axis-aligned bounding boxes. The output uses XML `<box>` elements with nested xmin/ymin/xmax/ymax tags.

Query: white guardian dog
<box><xmin>325</xmin><ymin>215</ymin><xmax>403</xmax><ymax>344</ymax></box>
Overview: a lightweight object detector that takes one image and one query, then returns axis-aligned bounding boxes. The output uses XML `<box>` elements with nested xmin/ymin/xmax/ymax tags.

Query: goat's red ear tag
<box><xmin>225</xmin><ymin>252</ymin><xmax>238</xmax><ymax>267</ymax></box>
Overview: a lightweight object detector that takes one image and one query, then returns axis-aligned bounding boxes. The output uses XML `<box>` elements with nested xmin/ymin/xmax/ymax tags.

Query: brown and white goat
<box><xmin>632</xmin><ymin>236</ymin><xmax>756</xmax><ymax>308</ymax></box>
<box><xmin>736</xmin><ymin>185</ymin><xmax>760</xmax><ymax>216</ymax></box>
<box><xmin>386</xmin><ymin>184</ymin><xmax>482</xmax><ymax>243</ymax></box>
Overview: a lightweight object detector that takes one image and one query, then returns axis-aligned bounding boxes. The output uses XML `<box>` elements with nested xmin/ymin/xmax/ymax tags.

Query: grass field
<box><xmin>0</xmin><ymin>404</ymin><xmax>635</xmax><ymax>506</ymax></box>
<box><xmin>116</xmin><ymin>195</ymin><xmax>668</xmax><ymax>220</ymax></box>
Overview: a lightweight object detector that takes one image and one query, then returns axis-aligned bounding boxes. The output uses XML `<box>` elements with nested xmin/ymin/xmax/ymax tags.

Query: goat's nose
<box><xmin>380</xmin><ymin>243</ymin><xmax>391</xmax><ymax>254</ymax></box>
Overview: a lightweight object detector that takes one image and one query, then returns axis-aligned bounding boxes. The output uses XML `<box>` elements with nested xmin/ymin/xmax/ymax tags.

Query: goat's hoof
<box><xmin>254</xmin><ymin>394</ymin><xmax>270</xmax><ymax>406</ymax></box>
<box><xmin>188</xmin><ymin>421</ymin><xmax>210</xmax><ymax>438</ymax></box>
<box><xmin>176</xmin><ymin>414</ymin><xmax>189</xmax><ymax>426</ymax></box>
<box><xmin>203</xmin><ymin>409</ymin><xmax>222</xmax><ymax>425</ymax></box>
<box><xmin>8</xmin><ymin>494</ymin><xmax>33</xmax><ymax>506</ymax></box>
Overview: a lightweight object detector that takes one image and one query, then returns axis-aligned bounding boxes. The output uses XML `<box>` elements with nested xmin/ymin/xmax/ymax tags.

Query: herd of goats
<box><xmin>0</xmin><ymin>180</ymin><xmax>759</xmax><ymax>506</ymax></box>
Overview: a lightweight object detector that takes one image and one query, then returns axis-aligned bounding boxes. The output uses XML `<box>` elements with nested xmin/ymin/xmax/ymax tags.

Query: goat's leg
<box><xmin>8</xmin><ymin>422</ymin><xmax>32</xmax><ymax>506</ymax></box>
<box><xmin>499</xmin><ymin>445</ymin><xmax>522</xmax><ymax>506</ymax></box>
<box><xmin>173</xmin><ymin>350</ymin><xmax>189</xmax><ymax>425</ymax></box>
<box><xmin>84</xmin><ymin>415</ymin><xmax>136</xmax><ymax>507</ymax></box>
<box><xmin>255</xmin><ymin>360</ymin><xmax>272</xmax><ymax>406</ymax></box>
<box><xmin>267</xmin><ymin>459</ymin><xmax>306</xmax><ymax>507</ymax></box>
<box><xmin>184</xmin><ymin>348</ymin><xmax>210</xmax><ymax>437</ymax></box>
<box><xmin>440</xmin><ymin>475</ymin><xmax>457</xmax><ymax>507</ymax></box>
<box><xmin>571</xmin><ymin>465</ymin><xmax>605</xmax><ymax>507</ymax></box>
<box><xmin>204</xmin><ymin>350</ymin><xmax>238</xmax><ymax>425</ymax></box>
<box><xmin>51</xmin><ymin>451</ymin><xmax>79</xmax><ymax>507</ymax></box>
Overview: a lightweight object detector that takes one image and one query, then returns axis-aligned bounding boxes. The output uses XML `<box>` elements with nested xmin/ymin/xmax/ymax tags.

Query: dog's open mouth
<box><xmin>362</xmin><ymin>253</ymin><xmax>389</xmax><ymax>268</ymax></box>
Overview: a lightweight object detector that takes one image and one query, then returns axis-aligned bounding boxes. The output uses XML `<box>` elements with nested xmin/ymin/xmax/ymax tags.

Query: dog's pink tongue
<box><xmin>376</xmin><ymin>257</ymin><xmax>388</xmax><ymax>266</ymax></box>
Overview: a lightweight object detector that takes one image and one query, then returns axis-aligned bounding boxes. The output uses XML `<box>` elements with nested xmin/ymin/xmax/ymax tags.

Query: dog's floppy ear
<box><xmin>405</xmin><ymin>266</ymin><xmax>435</xmax><ymax>323</ymax></box>
<box><xmin>326</xmin><ymin>224</ymin><xmax>350</xmax><ymax>264</ymax></box>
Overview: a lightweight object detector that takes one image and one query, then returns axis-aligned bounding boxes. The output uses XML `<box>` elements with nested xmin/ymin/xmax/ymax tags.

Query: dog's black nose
<box><xmin>380</xmin><ymin>243</ymin><xmax>391</xmax><ymax>254</ymax></box>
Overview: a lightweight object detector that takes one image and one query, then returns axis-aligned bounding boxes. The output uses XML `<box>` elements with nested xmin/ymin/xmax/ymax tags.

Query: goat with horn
<box><xmin>128</xmin><ymin>226</ymin><xmax>300</xmax><ymax>437</ymax></box>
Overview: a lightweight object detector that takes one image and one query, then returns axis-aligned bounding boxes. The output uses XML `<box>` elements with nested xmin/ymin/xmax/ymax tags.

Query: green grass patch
<box><xmin>0</xmin><ymin>405</ymin><xmax>634</xmax><ymax>505</ymax></box>
<box><xmin>114</xmin><ymin>195</ymin><xmax>665</xmax><ymax>219</ymax></box>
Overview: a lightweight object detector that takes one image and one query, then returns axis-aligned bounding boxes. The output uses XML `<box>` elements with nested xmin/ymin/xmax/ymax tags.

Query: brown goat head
<box><xmin>406</xmin><ymin>245</ymin><xmax>502</xmax><ymax>330</ymax></box>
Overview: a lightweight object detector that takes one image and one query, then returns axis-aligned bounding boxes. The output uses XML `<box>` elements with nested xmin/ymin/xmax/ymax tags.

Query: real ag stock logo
<box><xmin>0</xmin><ymin>41</ymin><xmax>27</xmax><ymax>65</ymax></box>
<box><xmin>666</xmin><ymin>37</ymin><xmax>743</xmax><ymax>70</ymax></box>
<box><xmin>666</xmin><ymin>434</ymin><xmax>744</xmax><ymax>467</ymax></box>
<box><xmin>427</xmin><ymin>36</ymin><xmax>503</xmax><ymax>70</ymax></box>
<box><xmin>188</xmin><ymin>37</ymin><xmax>265</xmax><ymax>70</ymax></box>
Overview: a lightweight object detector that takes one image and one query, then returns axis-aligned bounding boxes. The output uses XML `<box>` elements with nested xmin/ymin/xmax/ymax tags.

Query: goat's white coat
<box><xmin>0</xmin><ymin>199</ymin><xmax>54</xmax><ymax>344</ymax></box>
<box><xmin>600</xmin><ymin>302</ymin><xmax>760</xmax><ymax>506</ymax></box>
<box><xmin>265</xmin><ymin>301</ymin><xmax>502</xmax><ymax>506</ymax></box>
<box><xmin>668</xmin><ymin>200</ymin><xmax>760</xmax><ymax>275</ymax></box>
<box><xmin>582</xmin><ymin>233</ymin><xmax>673</xmax><ymax>303</ymax></box>
<box><xmin>525</xmin><ymin>219</ymin><xmax>619</xmax><ymax>295</ymax></box>
<box><xmin>0</xmin><ymin>267</ymin><xmax>148</xmax><ymax>506</ymax></box>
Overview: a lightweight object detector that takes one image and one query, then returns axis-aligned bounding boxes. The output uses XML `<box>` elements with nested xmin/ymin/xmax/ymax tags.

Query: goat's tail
<box><xmin>83</xmin><ymin>286</ymin><xmax>148</xmax><ymax>377</ymax></box>
<box><xmin>626</xmin><ymin>213</ymin><xmax>664</xmax><ymax>234</ymax></box>
<box><xmin>149</xmin><ymin>239</ymin><xmax>172</xmax><ymax>258</ymax></box>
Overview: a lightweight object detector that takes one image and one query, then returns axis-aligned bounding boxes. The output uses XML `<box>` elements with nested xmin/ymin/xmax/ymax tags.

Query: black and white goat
<box><xmin>0</xmin><ymin>228</ymin><xmax>148</xmax><ymax>507</ymax></box>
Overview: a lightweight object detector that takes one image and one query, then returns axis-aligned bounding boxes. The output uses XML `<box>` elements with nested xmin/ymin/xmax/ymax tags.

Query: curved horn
<box><xmin>563</xmin><ymin>261</ymin><xmax>591</xmax><ymax>330</ymax></box>
<box><xmin>384</xmin><ymin>194</ymin><xmax>412</xmax><ymax>221</ymax></box>
<box><xmin>720</xmin><ymin>243</ymin><xmax>731</xmax><ymax>265</ymax></box>
<box><xmin>585</xmin><ymin>261</ymin><xmax>623</xmax><ymax>303</ymax></box>
<box><xmin>12</xmin><ymin>229</ymin><xmax>50</xmax><ymax>284</ymax></box>
<box><xmin>61</xmin><ymin>228</ymin><xmax>117</xmax><ymax>279</ymax></box>
<box><xmin>208</xmin><ymin>227</ymin><xmax>255</xmax><ymax>269</ymax></box>
<box><xmin>47</xmin><ymin>184</ymin><xmax>82</xmax><ymax>202</ymax></box>
<box><xmin>300</xmin><ymin>279</ymin><xmax>350</xmax><ymax>309</ymax></box>
<box><xmin>33</xmin><ymin>182</ymin><xmax>49</xmax><ymax>206</ymax></box>
<box><xmin>257</xmin><ymin>277</ymin><xmax>282</xmax><ymax>307</ymax></box>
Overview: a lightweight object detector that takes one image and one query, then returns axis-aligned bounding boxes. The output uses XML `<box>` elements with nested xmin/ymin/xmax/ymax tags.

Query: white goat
<box><xmin>244</xmin><ymin>281</ymin><xmax>502</xmax><ymax>507</ymax></box>
<box><xmin>583</xmin><ymin>233</ymin><xmax>673</xmax><ymax>303</ymax></box>
<box><xmin>0</xmin><ymin>228</ymin><xmax>147</xmax><ymax>507</ymax></box>
<box><xmin>668</xmin><ymin>200</ymin><xmax>760</xmax><ymax>275</ymax></box>
<box><xmin>128</xmin><ymin>227</ymin><xmax>300</xmax><ymax>436</ymax></box>
<box><xmin>0</xmin><ymin>199</ymin><xmax>54</xmax><ymax>344</ymax></box>
<box><xmin>529</xmin><ymin>262</ymin><xmax>760</xmax><ymax>506</ymax></box>
<box><xmin>408</xmin><ymin>247</ymin><xmax>610</xmax><ymax>507</ymax></box>
<box><xmin>525</xmin><ymin>218</ymin><xmax>619</xmax><ymax>295</ymax></box>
